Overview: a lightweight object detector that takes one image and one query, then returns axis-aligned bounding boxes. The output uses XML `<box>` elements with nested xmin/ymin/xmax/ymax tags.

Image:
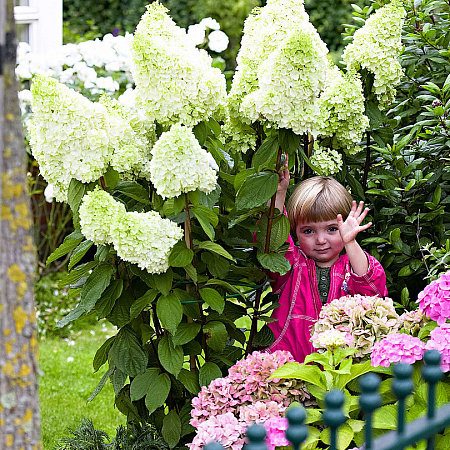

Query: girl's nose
<box><xmin>315</xmin><ymin>233</ymin><xmax>326</xmax><ymax>244</ymax></box>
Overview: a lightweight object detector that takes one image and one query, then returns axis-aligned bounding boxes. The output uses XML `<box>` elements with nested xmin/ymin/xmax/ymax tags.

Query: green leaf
<box><xmin>113</xmin><ymin>181</ymin><xmax>150</xmax><ymax>204</ymax></box>
<box><xmin>199</xmin><ymin>361</ymin><xmax>222</xmax><ymax>387</ymax></box>
<box><xmin>253</xmin><ymin>325</ymin><xmax>274</xmax><ymax>347</ymax></box>
<box><xmin>192</xmin><ymin>205</ymin><xmax>219</xmax><ymax>227</ymax></box>
<box><xmin>111</xmin><ymin>368</ymin><xmax>127</xmax><ymax>395</ymax></box>
<box><xmin>46</xmin><ymin>230</ymin><xmax>84</xmax><ymax>266</ymax></box>
<box><xmin>235</xmin><ymin>172</ymin><xmax>279</xmax><ymax>210</ymax></box>
<box><xmin>177</xmin><ymin>368</ymin><xmax>200</xmax><ymax>395</ymax></box>
<box><xmin>252</xmin><ymin>135</ymin><xmax>279</xmax><ymax>168</ymax></box>
<box><xmin>144</xmin><ymin>372</ymin><xmax>171</xmax><ymax>415</ymax></box>
<box><xmin>80</xmin><ymin>264</ymin><xmax>115</xmax><ymax>313</ymax></box>
<box><xmin>94</xmin><ymin>245</ymin><xmax>110</xmax><ymax>262</ymax></box>
<box><xmin>103</xmin><ymin>166</ymin><xmax>119</xmax><ymax>189</ymax></box>
<box><xmin>234</xmin><ymin>168</ymin><xmax>257</xmax><ymax>190</ymax></box>
<box><xmin>193</xmin><ymin>121</ymin><xmax>208</xmax><ymax>146</ymax></box>
<box><xmin>279</xmin><ymin>128</ymin><xmax>301</xmax><ymax>154</ymax></box>
<box><xmin>93</xmin><ymin>336</ymin><xmax>115</xmax><ymax>372</ymax></box>
<box><xmin>87</xmin><ymin>366</ymin><xmax>114</xmax><ymax>403</ymax></box>
<box><xmin>129</xmin><ymin>289</ymin><xmax>158</xmax><ymax>320</ymax></box>
<box><xmin>320</xmin><ymin>423</ymin><xmax>354</xmax><ymax>450</ymax></box>
<box><xmin>129</xmin><ymin>264</ymin><xmax>156</xmax><ymax>289</ymax></box>
<box><xmin>168</xmin><ymin>242</ymin><xmax>194</xmax><ymax>267</ymax></box>
<box><xmin>68</xmin><ymin>179</ymin><xmax>91</xmax><ymax>226</ymax></box>
<box><xmin>153</xmin><ymin>269</ymin><xmax>173</xmax><ymax>296</ymax></box>
<box><xmin>141</xmin><ymin>323</ymin><xmax>155</xmax><ymax>344</ymax></box>
<box><xmin>158</xmin><ymin>335</ymin><xmax>184</xmax><ymax>376</ymax></box>
<box><xmin>112</xmin><ymin>326</ymin><xmax>148</xmax><ymax>377</ymax></box>
<box><xmin>365</xmin><ymin>101</ymin><xmax>383</xmax><ymax>129</ymax></box>
<box><xmin>184</xmin><ymin>264</ymin><xmax>198</xmax><ymax>284</ymax></box>
<box><xmin>204</xmin><ymin>320</ymin><xmax>227</xmax><ymax>352</ymax></box>
<box><xmin>199</xmin><ymin>288</ymin><xmax>225</xmax><ymax>314</ymax></box>
<box><xmin>56</xmin><ymin>304</ymin><xmax>85</xmax><ymax>328</ymax></box>
<box><xmin>257</xmin><ymin>252</ymin><xmax>291</xmax><ymax>275</ymax></box>
<box><xmin>172</xmin><ymin>323</ymin><xmax>201</xmax><ymax>346</ymax></box>
<box><xmin>207</xmin><ymin>117</ymin><xmax>221</xmax><ymax>137</ymax></box>
<box><xmin>201</xmin><ymin>252</ymin><xmax>230</xmax><ymax>279</ymax></box>
<box><xmin>162</xmin><ymin>409</ymin><xmax>181</xmax><ymax>449</ymax></box>
<box><xmin>346</xmin><ymin>173</ymin><xmax>365</xmax><ymax>201</ymax></box>
<box><xmin>257</xmin><ymin>214</ymin><xmax>290</xmax><ymax>252</ymax></box>
<box><xmin>130</xmin><ymin>367</ymin><xmax>160</xmax><ymax>401</ymax></box>
<box><xmin>373</xmin><ymin>404</ymin><xmax>397</xmax><ymax>429</ymax></box>
<box><xmin>107</xmin><ymin>290</ymin><xmax>132</xmax><ymax>328</ymax></box>
<box><xmin>398</xmin><ymin>265</ymin><xmax>413</xmax><ymax>276</ymax></box>
<box><xmin>95</xmin><ymin>279</ymin><xmax>123</xmax><ymax>319</ymax></box>
<box><xmin>191</xmin><ymin>206</ymin><xmax>215</xmax><ymax>240</ymax></box>
<box><xmin>157</xmin><ymin>293</ymin><xmax>183</xmax><ymax>335</ymax></box>
<box><xmin>195</xmin><ymin>240</ymin><xmax>235</xmax><ymax>261</ymax></box>
<box><xmin>269</xmin><ymin>362</ymin><xmax>327</xmax><ymax>390</ymax></box>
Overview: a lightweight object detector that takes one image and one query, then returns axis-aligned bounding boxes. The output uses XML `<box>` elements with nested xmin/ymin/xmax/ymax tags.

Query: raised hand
<box><xmin>337</xmin><ymin>200</ymin><xmax>372</xmax><ymax>245</ymax></box>
<box><xmin>277</xmin><ymin>154</ymin><xmax>290</xmax><ymax>193</ymax></box>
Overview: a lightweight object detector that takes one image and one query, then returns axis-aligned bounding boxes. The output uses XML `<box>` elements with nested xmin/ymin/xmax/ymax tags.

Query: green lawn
<box><xmin>39</xmin><ymin>323</ymin><xmax>125</xmax><ymax>449</ymax></box>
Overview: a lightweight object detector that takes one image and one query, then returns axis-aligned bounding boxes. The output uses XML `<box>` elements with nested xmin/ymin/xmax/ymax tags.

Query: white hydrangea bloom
<box><xmin>112</xmin><ymin>210</ymin><xmax>183</xmax><ymax>274</ymax></box>
<box><xmin>29</xmin><ymin>75</ymin><xmax>112</xmax><ymax>202</ymax></box>
<box><xmin>131</xmin><ymin>2</ymin><xmax>227</xmax><ymax>127</ymax></box>
<box><xmin>208</xmin><ymin>30</ymin><xmax>229</xmax><ymax>53</ymax></box>
<box><xmin>187</xmin><ymin>23</ymin><xmax>206</xmax><ymax>46</ymax></box>
<box><xmin>225</xmin><ymin>0</ymin><xmax>327</xmax><ymax>151</ymax></box>
<box><xmin>317</xmin><ymin>65</ymin><xmax>369</xmax><ymax>151</ymax></box>
<box><xmin>100</xmin><ymin>96</ymin><xmax>155</xmax><ymax>180</ymax></box>
<box><xmin>79</xmin><ymin>188</ymin><xmax>126</xmax><ymax>245</ymax></box>
<box><xmin>310</xmin><ymin>146</ymin><xmax>343</xmax><ymax>176</ymax></box>
<box><xmin>200</xmin><ymin>17</ymin><xmax>220</xmax><ymax>30</ymax></box>
<box><xmin>149</xmin><ymin>124</ymin><xmax>217</xmax><ymax>199</ymax></box>
<box><xmin>342</xmin><ymin>0</ymin><xmax>406</xmax><ymax>108</ymax></box>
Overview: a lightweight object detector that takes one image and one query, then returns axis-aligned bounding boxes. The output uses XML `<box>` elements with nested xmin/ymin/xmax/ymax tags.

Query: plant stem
<box><xmin>246</xmin><ymin>147</ymin><xmax>283</xmax><ymax>354</ymax></box>
<box><xmin>362</xmin><ymin>131</ymin><xmax>371</xmax><ymax>192</ymax></box>
<box><xmin>100</xmin><ymin>176</ymin><xmax>107</xmax><ymax>190</ymax></box>
<box><xmin>303</xmin><ymin>133</ymin><xmax>309</xmax><ymax>179</ymax></box>
<box><xmin>184</xmin><ymin>194</ymin><xmax>200</xmax><ymax>371</ymax></box>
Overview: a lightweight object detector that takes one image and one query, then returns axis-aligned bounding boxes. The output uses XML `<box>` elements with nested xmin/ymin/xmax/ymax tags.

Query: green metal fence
<box><xmin>203</xmin><ymin>350</ymin><xmax>450</xmax><ymax>450</ymax></box>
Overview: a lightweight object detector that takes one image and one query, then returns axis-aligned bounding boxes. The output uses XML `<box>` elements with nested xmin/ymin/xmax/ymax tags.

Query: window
<box><xmin>14</xmin><ymin>0</ymin><xmax>62</xmax><ymax>54</ymax></box>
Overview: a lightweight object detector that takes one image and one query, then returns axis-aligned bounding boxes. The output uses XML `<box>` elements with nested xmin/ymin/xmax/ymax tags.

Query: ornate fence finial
<box><xmin>359</xmin><ymin>373</ymin><xmax>381</xmax><ymax>450</ymax></box>
<box><xmin>246</xmin><ymin>423</ymin><xmax>268</xmax><ymax>450</ymax></box>
<box><xmin>323</xmin><ymin>390</ymin><xmax>346</xmax><ymax>450</ymax></box>
<box><xmin>285</xmin><ymin>405</ymin><xmax>308</xmax><ymax>450</ymax></box>
<box><xmin>392</xmin><ymin>363</ymin><xmax>414</xmax><ymax>434</ymax></box>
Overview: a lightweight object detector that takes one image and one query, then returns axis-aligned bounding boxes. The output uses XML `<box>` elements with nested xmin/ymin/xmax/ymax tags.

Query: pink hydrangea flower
<box><xmin>418</xmin><ymin>271</ymin><xmax>450</xmax><ymax>325</ymax></box>
<box><xmin>187</xmin><ymin>413</ymin><xmax>246</xmax><ymax>450</ymax></box>
<box><xmin>425</xmin><ymin>323</ymin><xmax>450</xmax><ymax>372</ymax></box>
<box><xmin>371</xmin><ymin>333</ymin><xmax>425</xmax><ymax>367</ymax></box>
<box><xmin>239</xmin><ymin>401</ymin><xmax>286</xmax><ymax>425</ymax></box>
<box><xmin>264</xmin><ymin>416</ymin><xmax>290</xmax><ymax>450</ymax></box>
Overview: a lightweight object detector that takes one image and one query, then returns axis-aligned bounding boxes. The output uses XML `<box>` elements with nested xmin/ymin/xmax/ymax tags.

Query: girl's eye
<box><xmin>303</xmin><ymin>229</ymin><xmax>313</xmax><ymax>234</ymax></box>
<box><xmin>328</xmin><ymin>227</ymin><xmax>338</xmax><ymax>232</ymax></box>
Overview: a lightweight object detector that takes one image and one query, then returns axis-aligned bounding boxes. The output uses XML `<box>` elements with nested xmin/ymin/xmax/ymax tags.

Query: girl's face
<box><xmin>296</xmin><ymin>219</ymin><xmax>344</xmax><ymax>267</ymax></box>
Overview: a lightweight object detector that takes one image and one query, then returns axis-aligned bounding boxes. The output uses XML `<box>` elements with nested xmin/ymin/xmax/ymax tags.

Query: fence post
<box><xmin>392</xmin><ymin>363</ymin><xmax>414</xmax><ymax>434</ymax></box>
<box><xmin>422</xmin><ymin>349</ymin><xmax>443</xmax><ymax>450</ymax></box>
<box><xmin>285</xmin><ymin>406</ymin><xmax>308</xmax><ymax>450</ymax></box>
<box><xmin>322</xmin><ymin>390</ymin><xmax>346</xmax><ymax>450</ymax></box>
<box><xmin>246</xmin><ymin>423</ymin><xmax>268</xmax><ymax>450</ymax></box>
<box><xmin>359</xmin><ymin>373</ymin><xmax>381</xmax><ymax>450</ymax></box>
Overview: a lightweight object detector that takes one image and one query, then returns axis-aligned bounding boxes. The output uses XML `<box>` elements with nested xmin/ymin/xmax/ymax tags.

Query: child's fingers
<box><xmin>355</xmin><ymin>201</ymin><xmax>364</xmax><ymax>216</ymax></box>
<box><xmin>359</xmin><ymin>222</ymin><xmax>372</xmax><ymax>232</ymax></box>
<box><xmin>357</xmin><ymin>207</ymin><xmax>370</xmax><ymax>224</ymax></box>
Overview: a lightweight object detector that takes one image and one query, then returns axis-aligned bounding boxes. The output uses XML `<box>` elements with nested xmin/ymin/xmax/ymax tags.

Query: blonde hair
<box><xmin>287</xmin><ymin>176</ymin><xmax>352</xmax><ymax>238</ymax></box>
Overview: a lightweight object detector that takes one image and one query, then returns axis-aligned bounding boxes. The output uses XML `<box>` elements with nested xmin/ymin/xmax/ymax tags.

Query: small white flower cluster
<box><xmin>79</xmin><ymin>189</ymin><xmax>183</xmax><ymax>273</ymax></box>
<box><xmin>224</xmin><ymin>0</ymin><xmax>327</xmax><ymax>152</ymax></box>
<box><xmin>187</xmin><ymin>17</ymin><xmax>229</xmax><ymax>53</ymax></box>
<box><xmin>311</xmin><ymin>328</ymin><xmax>354</xmax><ymax>351</ymax></box>
<box><xmin>131</xmin><ymin>3</ymin><xmax>227</xmax><ymax>127</ymax></box>
<box><xmin>100</xmin><ymin>96</ymin><xmax>155</xmax><ymax>180</ymax></box>
<box><xmin>29</xmin><ymin>76</ymin><xmax>155</xmax><ymax>202</ymax></box>
<box><xmin>317</xmin><ymin>65</ymin><xmax>369</xmax><ymax>152</ymax></box>
<box><xmin>342</xmin><ymin>0</ymin><xmax>406</xmax><ymax>108</ymax></box>
<box><xmin>30</xmin><ymin>75</ymin><xmax>111</xmax><ymax>202</ymax></box>
<box><xmin>79</xmin><ymin>188</ymin><xmax>126</xmax><ymax>245</ymax></box>
<box><xmin>149</xmin><ymin>124</ymin><xmax>217</xmax><ymax>199</ymax></box>
<box><xmin>310</xmin><ymin>146</ymin><xmax>343</xmax><ymax>176</ymax></box>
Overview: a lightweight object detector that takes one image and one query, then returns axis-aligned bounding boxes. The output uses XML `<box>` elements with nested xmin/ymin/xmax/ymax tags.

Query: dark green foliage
<box><xmin>54</xmin><ymin>418</ymin><xmax>109</xmax><ymax>450</ymax></box>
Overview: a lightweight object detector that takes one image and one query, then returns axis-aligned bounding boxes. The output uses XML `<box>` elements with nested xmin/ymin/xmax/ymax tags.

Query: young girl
<box><xmin>266</xmin><ymin>163</ymin><xmax>387</xmax><ymax>363</ymax></box>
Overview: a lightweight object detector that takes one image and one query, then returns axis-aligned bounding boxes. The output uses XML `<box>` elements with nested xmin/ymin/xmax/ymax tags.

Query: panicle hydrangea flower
<box><xmin>240</xmin><ymin>27</ymin><xmax>328</xmax><ymax>136</ymax></box>
<box><xmin>399</xmin><ymin>308</ymin><xmax>430</xmax><ymax>337</ymax></box>
<box><xmin>100</xmin><ymin>95</ymin><xmax>155</xmax><ymax>180</ymax></box>
<box><xmin>310</xmin><ymin>146</ymin><xmax>343</xmax><ymax>176</ymax></box>
<box><xmin>371</xmin><ymin>333</ymin><xmax>425</xmax><ymax>367</ymax></box>
<box><xmin>29</xmin><ymin>75</ymin><xmax>111</xmax><ymax>202</ymax></box>
<box><xmin>111</xmin><ymin>210</ymin><xmax>183</xmax><ymax>274</ymax></box>
<box><xmin>311</xmin><ymin>295</ymin><xmax>401</xmax><ymax>357</ymax></box>
<box><xmin>149</xmin><ymin>124</ymin><xmax>217</xmax><ymax>199</ymax></box>
<box><xmin>342</xmin><ymin>0</ymin><xmax>406</xmax><ymax>108</ymax></box>
<box><xmin>425</xmin><ymin>324</ymin><xmax>450</xmax><ymax>372</ymax></box>
<box><xmin>131</xmin><ymin>2</ymin><xmax>227</xmax><ymax>127</ymax></box>
<box><xmin>187</xmin><ymin>413</ymin><xmax>246</xmax><ymax>450</ymax></box>
<box><xmin>418</xmin><ymin>270</ymin><xmax>450</xmax><ymax>325</ymax></box>
<box><xmin>317</xmin><ymin>65</ymin><xmax>369</xmax><ymax>151</ymax></box>
<box><xmin>264</xmin><ymin>417</ymin><xmax>290</xmax><ymax>450</ymax></box>
<box><xmin>79</xmin><ymin>188</ymin><xmax>126</xmax><ymax>245</ymax></box>
<box><xmin>311</xmin><ymin>328</ymin><xmax>354</xmax><ymax>351</ymax></box>
<box><xmin>224</xmin><ymin>0</ymin><xmax>315</xmax><ymax>152</ymax></box>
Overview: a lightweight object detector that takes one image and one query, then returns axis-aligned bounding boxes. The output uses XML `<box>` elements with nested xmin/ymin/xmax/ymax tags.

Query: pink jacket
<box><xmin>266</xmin><ymin>234</ymin><xmax>388</xmax><ymax>363</ymax></box>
